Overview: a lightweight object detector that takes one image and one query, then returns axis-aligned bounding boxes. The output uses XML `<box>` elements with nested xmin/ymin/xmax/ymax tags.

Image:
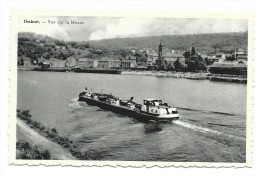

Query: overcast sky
<box><xmin>19</xmin><ymin>16</ymin><xmax>248</xmax><ymax>41</ymax></box>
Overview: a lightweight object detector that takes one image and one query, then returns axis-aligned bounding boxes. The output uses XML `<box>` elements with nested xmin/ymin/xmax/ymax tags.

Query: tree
<box><xmin>45</xmin><ymin>54</ymin><xmax>50</xmax><ymax>60</ymax></box>
<box><xmin>85</xmin><ymin>43</ymin><xmax>90</xmax><ymax>48</ymax></box>
<box><xmin>167</xmin><ymin>64</ymin><xmax>175</xmax><ymax>71</ymax></box>
<box><xmin>204</xmin><ymin>57</ymin><xmax>211</xmax><ymax>65</ymax></box>
<box><xmin>174</xmin><ymin>58</ymin><xmax>184</xmax><ymax>71</ymax></box>
<box><xmin>186</xmin><ymin>56</ymin><xmax>207</xmax><ymax>71</ymax></box>
<box><xmin>191</xmin><ymin>46</ymin><xmax>196</xmax><ymax>56</ymax></box>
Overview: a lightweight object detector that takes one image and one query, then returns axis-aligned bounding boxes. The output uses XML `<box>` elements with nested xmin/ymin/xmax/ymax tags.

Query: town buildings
<box><xmin>98</xmin><ymin>59</ymin><xmax>121</xmax><ymax>69</ymax></box>
<box><xmin>163</xmin><ymin>52</ymin><xmax>185</xmax><ymax>66</ymax></box>
<box><xmin>155</xmin><ymin>41</ymin><xmax>186</xmax><ymax>69</ymax></box>
<box><xmin>49</xmin><ymin>58</ymin><xmax>66</xmax><ymax>67</ymax></box>
<box><xmin>209</xmin><ymin>60</ymin><xmax>247</xmax><ymax>75</ymax></box>
<box><xmin>121</xmin><ymin>59</ymin><xmax>137</xmax><ymax>68</ymax></box>
<box><xmin>144</xmin><ymin>49</ymin><xmax>158</xmax><ymax>66</ymax></box>
<box><xmin>77</xmin><ymin>58</ymin><xmax>98</xmax><ymax>68</ymax></box>
<box><xmin>234</xmin><ymin>48</ymin><xmax>248</xmax><ymax>60</ymax></box>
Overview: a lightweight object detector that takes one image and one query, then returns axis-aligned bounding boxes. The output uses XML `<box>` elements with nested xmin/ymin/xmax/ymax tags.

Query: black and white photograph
<box><xmin>9</xmin><ymin>11</ymin><xmax>253</xmax><ymax>167</ymax></box>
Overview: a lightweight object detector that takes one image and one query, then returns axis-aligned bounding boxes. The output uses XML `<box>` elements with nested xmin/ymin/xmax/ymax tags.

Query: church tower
<box><xmin>158</xmin><ymin>40</ymin><xmax>163</xmax><ymax>67</ymax></box>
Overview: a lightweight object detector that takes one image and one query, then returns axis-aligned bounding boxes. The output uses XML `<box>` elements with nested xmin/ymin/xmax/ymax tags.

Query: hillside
<box><xmin>88</xmin><ymin>32</ymin><xmax>248</xmax><ymax>53</ymax></box>
<box><xmin>17</xmin><ymin>32</ymin><xmax>248</xmax><ymax>65</ymax></box>
<box><xmin>18</xmin><ymin>32</ymin><xmax>93</xmax><ymax>61</ymax></box>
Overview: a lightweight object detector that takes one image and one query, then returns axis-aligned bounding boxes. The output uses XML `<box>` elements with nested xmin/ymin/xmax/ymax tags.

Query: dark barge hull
<box><xmin>33</xmin><ymin>68</ymin><xmax>71</xmax><ymax>72</ymax></box>
<box><xmin>78</xmin><ymin>96</ymin><xmax>179</xmax><ymax>123</ymax></box>
<box><xmin>74</xmin><ymin>68</ymin><xmax>121</xmax><ymax>74</ymax></box>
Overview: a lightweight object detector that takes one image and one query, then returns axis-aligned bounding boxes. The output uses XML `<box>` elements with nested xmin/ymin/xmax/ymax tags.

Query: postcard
<box><xmin>9</xmin><ymin>9</ymin><xmax>254</xmax><ymax>167</ymax></box>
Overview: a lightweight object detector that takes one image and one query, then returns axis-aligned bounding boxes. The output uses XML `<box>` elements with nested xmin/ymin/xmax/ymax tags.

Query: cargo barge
<box><xmin>33</xmin><ymin>67</ymin><xmax>71</xmax><ymax>72</ymax></box>
<box><xmin>78</xmin><ymin>89</ymin><xmax>179</xmax><ymax>122</ymax></box>
<box><xmin>74</xmin><ymin>68</ymin><xmax>121</xmax><ymax>74</ymax></box>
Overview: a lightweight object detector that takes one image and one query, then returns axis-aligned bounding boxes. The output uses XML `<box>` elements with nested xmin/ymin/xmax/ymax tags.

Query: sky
<box><xmin>18</xmin><ymin>16</ymin><xmax>248</xmax><ymax>41</ymax></box>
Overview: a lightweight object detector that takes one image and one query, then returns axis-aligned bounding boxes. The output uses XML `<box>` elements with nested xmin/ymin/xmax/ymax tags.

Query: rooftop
<box><xmin>210</xmin><ymin>60</ymin><xmax>247</xmax><ymax>68</ymax></box>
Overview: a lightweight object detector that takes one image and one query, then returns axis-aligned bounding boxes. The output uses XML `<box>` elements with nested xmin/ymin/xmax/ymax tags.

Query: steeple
<box><xmin>158</xmin><ymin>40</ymin><xmax>164</xmax><ymax>67</ymax></box>
<box><xmin>159</xmin><ymin>40</ymin><xmax>163</xmax><ymax>57</ymax></box>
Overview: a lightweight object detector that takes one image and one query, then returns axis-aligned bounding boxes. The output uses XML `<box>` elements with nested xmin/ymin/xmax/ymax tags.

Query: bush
<box><xmin>16</xmin><ymin>140</ymin><xmax>51</xmax><ymax>160</ymax></box>
<box><xmin>17</xmin><ymin>109</ymin><xmax>102</xmax><ymax>160</ymax></box>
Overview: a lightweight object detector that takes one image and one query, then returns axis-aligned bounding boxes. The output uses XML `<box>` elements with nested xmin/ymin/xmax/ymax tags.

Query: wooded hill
<box><xmin>88</xmin><ymin>32</ymin><xmax>248</xmax><ymax>53</ymax></box>
<box><xmin>17</xmin><ymin>32</ymin><xmax>248</xmax><ymax>62</ymax></box>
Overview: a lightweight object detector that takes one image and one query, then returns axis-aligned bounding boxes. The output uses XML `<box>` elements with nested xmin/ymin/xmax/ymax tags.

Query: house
<box><xmin>18</xmin><ymin>57</ymin><xmax>32</xmax><ymax>67</ymax></box>
<box><xmin>209</xmin><ymin>60</ymin><xmax>247</xmax><ymax>75</ymax></box>
<box><xmin>49</xmin><ymin>58</ymin><xmax>66</xmax><ymax>67</ymax></box>
<box><xmin>236</xmin><ymin>53</ymin><xmax>248</xmax><ymax>60</ymax></box>
<box><xmin>66</xmin><ymin>57</ymin><xmax>77</xmax><ymax>67</ymax></box>
<box><xmin>216</xmin><ymin>52</ymin><xmax>226</xmax><ymax>59</ymax></box>
<box><xmin>233</xmin><ymin>48</ymin><xmax>247</xmax><ymax>60</ymax></box>
<box><xmin>98</xmin><ymin>59</ymin><xmax>121</xmax><ymax>69</ymax></box>
<box><xmin>200</xmin><ymin>54</ymin><xmax>208</xmax><ymax>60</ymax></box>
<box><xmin>145</xmin><ymin>50</ymin><xmax>158</xmax><ymax>65</ymax></box>
<box><xmin>78</xmin><ymin>58</ymin><xmax>98</xmax><ymax>68</ymax></box>
<box><xmin>207</xmin><ymin>55</ymin><xmax>219</xmax><ymax>64</ymax></box>
<box><xmin>131</xmin><ymin>50</ymin><xmax>136</xmax><ymax>54</ymax></box>
<box><xmin>121</xmin><ymin>59</ymin><xmax>137</xmax><ymax>68</ymax></box>
<box><xmin>39</xmin><ymin>62</ymin><xmax>51</xmax><ymax>69</ymax></box>
<box><xmin>37</xmin><ymin>56</ymin><xmax>45</xmax><ymax>64</ymax></box>
<box><xmin>237</xmin><ymin>48</ymin><xmax>245</xmax><ymax>55</ymax></box>
<box><xmin>125</xmin><ymin>54</ymin><xmax>136</xmax><ymax>60</ymax></box>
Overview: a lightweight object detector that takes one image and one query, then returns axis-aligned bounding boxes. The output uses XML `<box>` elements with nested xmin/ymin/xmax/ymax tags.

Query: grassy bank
<box><xmin>17</xmin><ymin>109</ymin><xmax>100</xmax><ymax>160</ymax></box>
<box><xmin>16</xmin><ymin>140</ymin><xmax>51</xmax><ymax>159</ymax></box>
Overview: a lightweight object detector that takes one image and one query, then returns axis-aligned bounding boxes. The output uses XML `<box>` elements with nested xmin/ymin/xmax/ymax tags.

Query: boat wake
<box><xmin>173</xmin><ymin>120</ymin><xmax>221</xmax><ymax>135</ymax></box>
<box><xmin>176</xmin><ymin>106</ymin><xmax>238</xmax><ymax>116</ymax></box>
<box><xmin>69</xmin><ymin>97</ymin><xmax>87</xmax><ymax>109</ymax></box>
<box><xmin>173</xmin><ymin>120</ymin><xmax>246</xmax><ymax>141</ymax></box>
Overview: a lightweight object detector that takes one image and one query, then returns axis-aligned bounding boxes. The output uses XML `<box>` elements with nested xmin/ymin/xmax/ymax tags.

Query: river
<box><xmin>17</xmin><ymin>71</ymin><xmax>247</xmax><ymax>162</ymax></box>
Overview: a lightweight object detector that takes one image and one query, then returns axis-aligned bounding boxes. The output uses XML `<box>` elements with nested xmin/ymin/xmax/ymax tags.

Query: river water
<box><xmin>17</xmin><ymin>71</ymin><xmax>247</xmax><ymax>162</ymax></box>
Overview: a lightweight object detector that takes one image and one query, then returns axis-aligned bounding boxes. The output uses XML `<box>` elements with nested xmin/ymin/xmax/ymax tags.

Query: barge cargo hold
<box><xmin>78</xmin><ymin>90</ymin><xmax>179</xmax><ymax>122</ymax></box>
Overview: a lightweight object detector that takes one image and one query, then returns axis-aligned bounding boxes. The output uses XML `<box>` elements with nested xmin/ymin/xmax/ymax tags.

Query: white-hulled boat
<box><xmin>78</xmin><ymin>90</ymin><xmax>179</xmax><ymax>122</ymax></box>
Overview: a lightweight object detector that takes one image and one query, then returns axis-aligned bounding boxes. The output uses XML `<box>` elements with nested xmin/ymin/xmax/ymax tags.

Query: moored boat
<box><xmin>74</xmin><ymin>68</ymin><xmax>121</xmax><ymax>74</ymax></box>
<box><xmin>78</xmin><ymin>89</ymin><xmax>179</xmax><ymax>122</ymax></box>
<box><xmin>33</xmin><ymin>67</ymin><xmax>71</xmax><ymax>72</ymax></box>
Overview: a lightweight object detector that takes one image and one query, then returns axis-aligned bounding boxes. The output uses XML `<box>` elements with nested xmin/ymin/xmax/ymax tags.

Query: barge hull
<box><xmin>79</xmin><ymin>97</ymin><xmax>178</xmax><ymax>122</ymax></box>
<box><xmin>74</xmin><ymin>69</ymin><xmax>121</xmax><ymax>74</ymax></box>
<box><xmin>33</xmin><ymin>68</ymin><xmax>71</xmax><ymax>72</ymax></box>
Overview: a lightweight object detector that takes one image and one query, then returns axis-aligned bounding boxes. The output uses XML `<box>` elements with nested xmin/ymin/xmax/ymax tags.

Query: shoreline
<box><xmin>121</xmin><ymin>71</ymin><xmax>247</xmax><ymax>83</ymax></box>
<box><xmin>18</xmin><ymin>67</ymin><xmax>247</xmax><ymax>84</ymax></box>
<box><xmin>17</xmin><ymin>118</ymin><xmax>75</xmax><ymax>160</ymax></box>
<box><xmin>16</xmin><ymin>109</ymin><xmax>101</xmax><ymax>160</ymax></box>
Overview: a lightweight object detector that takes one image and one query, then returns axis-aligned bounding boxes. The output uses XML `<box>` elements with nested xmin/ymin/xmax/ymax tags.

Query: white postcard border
<box><xmin>9</xmin><ymin>9</ymin><xmax>255</xmax><ymax>167</ymax></box>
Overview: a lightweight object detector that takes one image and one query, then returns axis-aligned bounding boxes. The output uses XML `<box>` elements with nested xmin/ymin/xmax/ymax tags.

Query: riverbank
<box><xmin>122</xmin><ymin>70</ymin><xmax>247</xmax><ymax>83</ymax></box>
<box><xmin>16</xmin><ymin>109</ymin><xmax>101</xmax><ymax>160</ymax></box>
<box><xmin>17</xmin><ymin>119</ymin><xmax>75</xmax><ymax>160</ymax></box>
<box><xmin>18</xmin><ymin>67</ymin><xmax>247</xmax><ymax>83</ymax></box>
<box><xmin>122</xmin><ymin>70</ymin><xmax>208</xmax><ymax>79</ymax></box>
